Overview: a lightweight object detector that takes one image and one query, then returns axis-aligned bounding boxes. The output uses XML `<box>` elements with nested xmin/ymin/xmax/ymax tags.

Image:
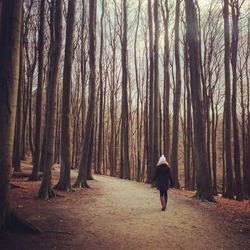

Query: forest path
<box><xmin>71</xmin><ymin>175</ymin><xmax>249</xmax><ymax>250</ymax></box>
<box><xmin>2</xmin><ymin>169</ymin><xmax>250</xmax><ymax>250</ymax></box>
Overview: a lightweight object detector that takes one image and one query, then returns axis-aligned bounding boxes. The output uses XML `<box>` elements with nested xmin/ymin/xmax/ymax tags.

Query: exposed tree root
<box><xmin>73</xmin><ymin>180</ymin><xmax>90</xmax><ymax>189</ymax></box>
<box><xmin>54</xmin><ymin>182</ymin><xmax>73</xmax><ymax>192</ymax></box>
<box><xmin>45</xmin><ymin>230</ymin><xmax>72</xmax><ymax>235</ymax></box>
<box><xmin>193</xmin><ymin>192</ymin><xmax>215</xmax><ymax>202</ymax></box>
<box><xmin>37</xmin><ymin>187</ymin><xmax>56</xmax><ymax>200</ymax></box>
<box><xmin>4</xmin><ymin>211</ymin><xmax>43</xmax><ymax>234</ymax></box>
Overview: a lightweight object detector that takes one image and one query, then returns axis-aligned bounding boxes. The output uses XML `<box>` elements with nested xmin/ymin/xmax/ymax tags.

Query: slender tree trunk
<box><xmin>161</xmin><ymin>0</ymin><xmax>170</xmax><ymax>161</ymax></box>
<box><xmin>171</xmin><ymin>0</ymin><xmax>181</xmax><ymax>188</ymax></box>
<box><xmin>184</xmin><ymin>38</ymin><xmax>192</xmax><ymax>190</ymax></box>
<box><xmin>245</xmin><ymin>17</ymin><xmax>250</xmax><ymax>197</ymax></box>
<box><xmin>184</xmin><ymin>0</ymin><xmax>214</xmax><ymax>201</ymax></box>
<box><xmin>97</xmin><ymin>0</ymin><xmax>105</xmax><ymax>175</ymax></box>
<box><xmin>55</xmin><ymin>0</ymin><xmax>76</xmax><ymax>191</ymax></box>
<box><xmin>223</xmin><ymin>0</ymin><xmax>234</xmax><ymax>199</ymax></box>
<box><xmin>134</xmin><ymin>0</ymin><xmax>142</xmax><ymax>182</ymax></box>
<box><xmin>0</xmin><ymin>0</ymin><xmax>22</xmax><ymax>229</ymax></box>
<box><xmin>120</xmin><ymin>0</ymin><xmax>130</xmax><ymax>180</ymax></box>
<box><xmin>13</xmin><ymin>8</ymin><xmax>24</xmax><ymax>172</ymax></box>
<box><xmin>28</xmin><ymin>72</ymin><xmax>35</xmax><ymax>159</ymax></box>
<box><xmin>75</xmin><ymin>0</ymin><xmax>97</xmax><ymax>187</ymax></box>
<box><xmin>153</xmin><ymin>0</ymin><xmax>160</xmax><ymax>170</ymax></box>
<box><xmin>146</xmin><ymin>0</ymin><xmax>154</xmax><ymax>183</ymax></box>
<box><xmin>31</xmin><ymin>0</ymin><xmax>45</xmax><ymax>180</ymax></box>
<box><xmin>38</xmin><ymin>0</ymin><xmax>63</xmax><ymax>199</ymax></box>
<box><xmin>211</xmin><ymin>94</ymin><xmax>218</xmax><ymax>195</ymax></box>
<box><xmin>230</xmin><ymin>2</ymin><xmax>243</xmax><ymax>201</ymax></box>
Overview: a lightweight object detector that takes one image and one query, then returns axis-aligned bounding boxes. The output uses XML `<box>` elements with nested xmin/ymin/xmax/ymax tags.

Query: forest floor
<box><xmin>1</xmin><ymin>161</ymin><xmax>250</xmax><ymax>250</ymax></box>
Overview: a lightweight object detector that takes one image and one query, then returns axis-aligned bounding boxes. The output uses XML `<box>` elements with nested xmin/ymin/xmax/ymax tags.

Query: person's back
<box><xmin>155</xmin><ymin>165</ymin><xmax>172</xmax><ymax>191</ymax></box>
<box><xmin>153</xmin><ymin>155</ymin><xmax>173</xmax><ymax>211</ymax></box>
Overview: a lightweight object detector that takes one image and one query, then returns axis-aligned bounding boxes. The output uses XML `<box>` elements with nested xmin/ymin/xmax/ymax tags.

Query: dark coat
<box><xmin>153</xmin><ymin>164</ymin><xmax>173</xmax><ymax>190</ymax></box>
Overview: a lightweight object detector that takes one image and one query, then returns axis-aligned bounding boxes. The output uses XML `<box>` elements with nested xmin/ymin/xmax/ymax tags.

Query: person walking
<box><xmin>153</xmin><ymin>155</ymin><xmax>173</xmax><ymax>211</ymax></box>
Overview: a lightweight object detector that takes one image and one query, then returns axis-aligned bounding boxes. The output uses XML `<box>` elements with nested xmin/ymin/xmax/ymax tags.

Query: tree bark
<box><xmin>75</xmin><ymin>0</ymin><xmax>97</xmax><ymax>187</ymax></box>
<box><xmin>161</xmin><ymin>0</ymin><xmax>170</xmax><ymax>161</ymax></box>
<box><xmin>13</xmin><ymin>8</ymin><xmax>24</xmax><ymax>172</ymax></box>
<box><xmin>97</xmin><ymin>0</ymin><xmax>105</xmax><ymax>175</ymax></box>
<box><xmin>171</xmin><ymin>0</ymin><xmax>181</xmax><ymax>188</ymax></box>
<box><xmin>0</xmin><ymin>0</ymin><xmax>22</xmax><ymax>229</ymax></box>
<box><xmin>230</xmin><ymin>1</ymin><xmax>243</xmax><ymax>201</ymax></box>
<box><xmin>223</xmin><ymin>0</ymin><xmax>234</xmax><ymax>199</ymax></box>
<box><xmin>184</xmin><ymin>0</ymin><xmax>214</xmax><ymax>201</ymax></box>
<box><xmin>146</xmin><ymin>0</ymin><xmax>154</xmax><ymax>183</ymax></box>
<box><xmin>31</xmin><ymin>0</ymin><xmax>45</xmax><ymax>180</ymax></box>
<box><xmin>120</xmin><ymin>0</ymin><xmax>130</xmax><ymax>180</ymax></box>
<box><xmin>55</xmin><ymin>0</ymin><xmax>76</xmax><ymax>191</ymax></box>
<box><xmin>153</xmin><ymin>0</ymin><xmax>160</xmax><ymax>170</ymax></box>
<box><xmin>38</xmin><ymin>0</ymin><xmax>63</xmax><ymax>199</ymax></box>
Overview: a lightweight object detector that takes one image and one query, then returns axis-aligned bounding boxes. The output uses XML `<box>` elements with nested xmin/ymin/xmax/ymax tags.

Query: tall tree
<box><xmin>55</xmin><ymin>0</ymin><xmax>76</xmax><ymax>190</ymax></box>
<box><xmin>153</xmin><ymin>0</ymin><xmax>160</xmax><ymax>169</ymax></box>
<box><xmin>146</xmin><ymin>0</ymin><xmax>154</xmax><ymax>183</ymax></box>
<box><xmin>0</xmin><ymin>0</ymin><xmax>23</xmax><ymax>229</ymax></box>
<box><xmin>97</xmin><ymin>0</ymin><xmax>105</xmax><ymax>175</ymax></box>
<box><xmin>120</xmin><ymin>0</ymin><xmax>130</xmax><ymax>179</ymax></box>
<box><xmin>134</xmin><ymin>0</ymin><xmax>142</xmax><ymax>182</ymax></box>
<box><xmin>223</xmin><ymin>0</ymin><xmax>234</xmax><ymax>199</ymax></box>
<box><xmin>184</xmin><ymin>0</ymin><xmax>214</xmax><ymax>201</ymax></box>
<box><xmin>75</xmin><ymin>0</ymin><xmax>97</xmax><ymax>187</ymax></box>
<box><xmin>13</xmin><ymin>6</ymin><xmax>24</xmax><ymax>173</ymax></box>
<box><xmin>38</xmin><ymin>0</ymin><xmax>63</xmax><ymax>199</ymax></box>
<box><xmin>171</xmin><ymin>0</ymin><xmax>181</xmax><ymax>188</ymax></box>
<box><xmin>161</xmin><ymin>0</ymin><xmax>171</xmax><ymax>162</ymax></box>
<box><xmin>30</xmin><ymin>0</ymin><xmax>45</xmax><ymax>181</ymax></box>
<box><xmin>230</xmin><ymin>0</ymin><xmax>243</xmax><ymax>201</ymax></box>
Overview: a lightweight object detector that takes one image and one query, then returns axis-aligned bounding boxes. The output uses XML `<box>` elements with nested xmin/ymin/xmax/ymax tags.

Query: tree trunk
<box><xmin>31</xmin><ymin>0</ymin><xmax>45</xmax><ymax>180</ymax></box>
<box><xmin>38</xmin><ymin>0</ymin><xmax>63</xmax><ymax>199</ymax></box>
<box><xmin>223</xmin><ymin>0</ymin><xmax>234</xmax><ymax>199</ymax></box>
<box><xmin>134</xmin><ymin>0</ymin><xmax>142</xmax><ymax>182</ymax></box>
<box><xmin>184</xmin><ymin>0</ymin><xmax>214</xmax><ymax>201</ymax></box>
<box><xmin>230</xmin><ymin>2</ymin><xmax>243</xmax><ymax>201</ymax></box>
<box><xmin>55</xmin><ymin>0</ymin><xmax>76</xmax><ymax>191</ymax></box>
<box><xmin>153</xmin><ymin>0</ymin><xmax>160</xmax><ymax>171</ymax></box>
<box><xmin>120</xmin><ymin>0</ymin><xmax>130</xmax><ymax>180</ymax></box>
<box><xmin>75</xmin><ymin>0</ymin><xmax>97</xmax><ymax>188</ymax></box>
<box><xmin>171</xmin><ymin>0</ymin><xmax>181</xmax><ymax>188</ymax></box>
<box><xmin>97</xmin><ymin>0</ymin><xmax>105</xmax><ymax>175</ymax></box>
<box><xmin>13</xmin><ymin>8</ymin><xmax>24</xmax><ymax>172</ymax></box>
<box><xmin>146</xmin><ymin>0</ymin><xmax>154</xmax><ymax>183</ymax></box>
<box><xmin>161</xmin><ymin>0</ymin><xmax>170</xmax><ymax>162</ymax></box>
<box><xmin>184</xmin><ymin>38</ymin><xmax>193</xmax><ymax>190</ymax></box>
<box><xmin>0</xmin><ymin>0</ymin><xmax>22</xmax><ymax>229</ymax></box>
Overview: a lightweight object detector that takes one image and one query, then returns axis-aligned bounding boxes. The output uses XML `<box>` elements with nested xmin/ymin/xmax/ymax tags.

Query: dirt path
<box><xmin>1</xmin><ymin>171</ymin><xmax>250</xmax><ymax>250</ymax></box>
<box><xmin>72</xmin><ymin>175</ymin><xmax>250</xmax><ymax>250</ymax></box>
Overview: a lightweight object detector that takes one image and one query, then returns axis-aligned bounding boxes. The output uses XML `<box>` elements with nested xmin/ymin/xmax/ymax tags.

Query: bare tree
<box><xmin>120</xmin><ymin>0</ymin><xmax>130</xmax><ymax>179</ymax></box>
<box><xmin>55</xmin><ymin>0</ymin><xmax>76</xmax><ymax>191</ymax></box>
<box><xmin>223</xmin><ymin>0</ymin><xmax>234</xmax><ymax>199</ymax></box>
<box><xmin>184</xmin><ymin>0</ymin><xmax>214</xmax><ymax>201</ymax></box>
<box><xmin>97</xmin><ymin>0</ymin><xmax>105</xmax><ymax>175</ymax></box>
<box><xmin>38</xmin><ymin>0</ymin><xmax>63</xmax><ymax>199</ymax></box>
<box><xmin>75</xmin><ymin>0</ymin><xmax>97</xmax><ymax>187</ymax></box>
<box><xmin>30</xmin><ymin>0</ymin><xmax>45</xmax><ymax>180</ymax></box>
<box><xmin>0</xmin><ymin>0</ymin><xmax>23</xmax><ymax>229</ymax></box>
<box><xmin>146</xmin><ymin>0</ymin><xmax>154</xmax><ymax>183</ymax></box>
<box><xmin>230</xmin><ymin>0</ymin><xmax>243</xmax><ymax>200</ymax></box>
<box><xmin>171</xmin><ymin>0</ymin><xmax>181</xmax><ymax>188</ymax></box>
